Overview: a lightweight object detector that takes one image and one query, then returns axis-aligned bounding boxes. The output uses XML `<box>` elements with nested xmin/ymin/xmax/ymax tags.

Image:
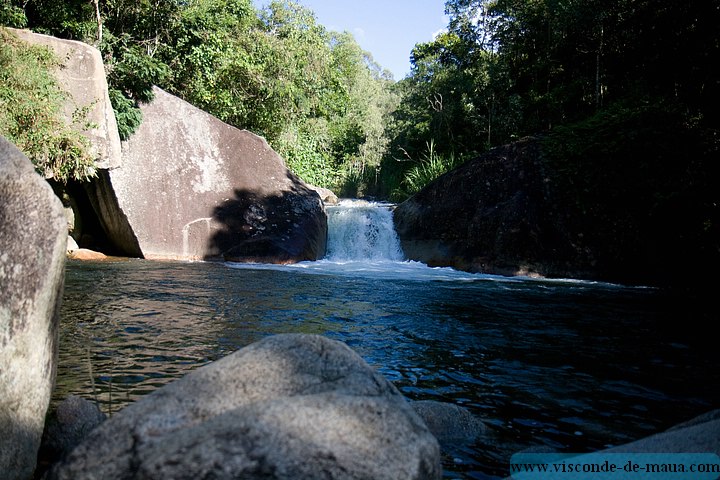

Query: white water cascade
<box><xmin>324</xmin><ymin>199</ymin><xmax>404</xmax><ymax>262</ymax></box>
<box><xmin>229</xmin><ymin>198</ymin><xmax>531</xmax><ymax>283</ymax></box>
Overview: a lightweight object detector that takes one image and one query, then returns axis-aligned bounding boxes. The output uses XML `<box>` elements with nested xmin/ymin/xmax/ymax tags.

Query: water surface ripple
<box><xmin>57</xmin><ymin>259</ymin><xmax>718</xmax><ymax>479</ymax></box>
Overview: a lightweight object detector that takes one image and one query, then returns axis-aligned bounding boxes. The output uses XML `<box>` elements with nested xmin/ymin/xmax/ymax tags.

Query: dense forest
<box><xmin>1</xmin><ymin>0</ymin><xmax>718</xmax><ymax>207</ymax></box>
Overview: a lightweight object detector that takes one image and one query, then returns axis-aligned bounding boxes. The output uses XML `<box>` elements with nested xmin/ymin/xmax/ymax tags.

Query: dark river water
<box><xmin>54</xmin><ymin>199</ymin><xmax>718</xmax><ymax>478</ymax></box>
<box><xmin>56</xmin><ymin>257</ymin><xmax>718</xmax><ymax>479</ymax></box>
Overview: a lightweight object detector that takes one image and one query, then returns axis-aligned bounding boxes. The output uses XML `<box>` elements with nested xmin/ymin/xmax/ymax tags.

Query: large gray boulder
<box><xmin>49</xmin><ymin>334</ymin><xmax>441</xmax><ymax>479</ymax></box>
<box><xmin>0</xmin><ymin>136</ymin><xmax>66</xmax><ymax>480</ymax></box>
<box><xmin>7</xmin><ymin>28</ymin><xmax>122</xmax><ymax>170</ymax></box>
<box><xmin>86</xmin><ymin>87</ymin><xmax>327</xmax><ymax>262</ymax></box>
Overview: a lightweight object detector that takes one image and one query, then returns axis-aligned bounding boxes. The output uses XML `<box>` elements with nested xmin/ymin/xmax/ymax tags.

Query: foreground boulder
<box><xmin>0</xmin><ymin>137</ymin><xmax>66</xmax><ymax>480</ymax></box>
<box><xmin>602</xmin><ymin>408</ymin><xmax>720</xmax><ymax>455</ymax></box>
<box><xmin>85</xmin><ymin>87</ymin><xmax>327</xmax><ymax>262</ymax></box>
<box><xmin>49</xmin><ymin>334</ymin><xmax>441</xmax><ymax>479</ymax></box>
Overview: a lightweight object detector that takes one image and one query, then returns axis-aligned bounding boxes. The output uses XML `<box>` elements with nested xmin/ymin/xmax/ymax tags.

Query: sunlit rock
<box><xmin>310</xmin><ymin>184</ymin><xmax>339</xmax><ymax>205</ymax></box>
<box><xmin>67</xmin><ymin>248</ymin><xmax>107</xmax><ymax>260</ymax></box>
<box><xmin>86</xmin><ymin>87</ymin><xmax>327</xmax><ymax>262</ymax></box>
<box><xmin>7</xmin><ymin>28</ymin><xmax>122</xmax><ymax>170</ymax></box>
<box><xmin>48</xmin><ymin>334</ymin><xmax>441</xmax><ymax>479</ymax></box>
<box><xmin>0</xmin><ymin>136</ymin><xmax>66</xmax><ymax>480</ymax></box>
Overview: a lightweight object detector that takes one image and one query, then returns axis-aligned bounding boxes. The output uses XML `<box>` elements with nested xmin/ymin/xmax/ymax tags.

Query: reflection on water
<box><xmin>57</xmin><ymin>259</ymin><xmax>718</xmax><ymax>478</ymax></box>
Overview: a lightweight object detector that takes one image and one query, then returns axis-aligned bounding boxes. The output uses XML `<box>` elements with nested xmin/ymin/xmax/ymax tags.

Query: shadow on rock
<box><xmin>206</xmin><ymin>176</ymin><xmax>327</xmax><ymax>264</ymax></box>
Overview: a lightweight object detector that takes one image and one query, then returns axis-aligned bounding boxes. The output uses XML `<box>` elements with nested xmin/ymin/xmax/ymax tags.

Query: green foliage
<box><xmin>0</xmin><ymin>0</ymin><xmax>26</xmax><ymax>27</ymax></box>
<box><xmin>20</xmin><ymin>0</ymin><xmax>98</xmax><ymax>42</ymax></box>
<box><xmin>541</xmin><ymin>102</ymin><xmax>719</xmax><ymax>275</ymax></box>
<box><xmin>277</xmin><ymin>127</ymin><xmax>338</xmax><ymax>188</ymax></box>
<box><xmin>3</xmin><ymin>0</ymin><xmax>399</xmax><ymax>192</ymax></box>
<box><xmin>4</xmin><ymin>0</ymin><xmax>716</xmax><ymax>210</ymax></box>
<box><xmin>391</xmin><ymin>140</ymin><xmax>462</xmax><ymax>201</ymax></box>
<box><xmin>108</xmin><ymin>88</ymin><xmax>142</xmax><ymax>141</ymax></box>
<box><xmin>0</xmin><ymin>28</ymin><xmax>96</xmax><ymax>182</ymax></box>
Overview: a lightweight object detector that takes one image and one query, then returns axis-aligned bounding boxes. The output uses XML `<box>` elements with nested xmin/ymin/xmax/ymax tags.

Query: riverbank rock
<box><xmin>394</xmin><ymin>138</ymin><xmax>573</xmax><ymax>278</ymax></box>
<box><xmin>7</xmin><ymin>28</ymin><xmax>122</xmax><ymax>170</ymax></box>
<box><xmin>0</xmin><ymin>136</ymin><xmax>66</xmax><ymax>480</ymax></box>
<box><xmin>67</xmin><ymin>248</ymin><xmax>107</xmax><ymax>260</ymax></box>
<box><xmin>48</xmin><ymin>334</ymin><xmax>441</xmax><ymax>479</ymax></box>
<box><xmin>394</xmin><ymin>128</ymin><xmax>719</xmax><ymax>286</ymax></box>
<box><xmin>85</xmin><ymin>86</ymin><xmax>327</xmax><ymax>262</ymax></box>
<box><xmin>310</xmin><ymin>185</ymin><xmax>339</xmax><ymax>205</ymax></box>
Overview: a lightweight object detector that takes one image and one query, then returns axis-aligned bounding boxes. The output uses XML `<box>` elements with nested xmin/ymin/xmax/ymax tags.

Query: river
<box><xmin>55</xmin><ymin>200</ymin><xmax>719</xmax><ymax>479</ymax></box>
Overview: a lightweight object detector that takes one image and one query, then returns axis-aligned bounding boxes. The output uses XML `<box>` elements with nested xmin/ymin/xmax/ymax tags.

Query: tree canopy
<box><xmin>1</xmin><ymin>0</ymin><xmax>717</xmax><ymax>203</ymax></box>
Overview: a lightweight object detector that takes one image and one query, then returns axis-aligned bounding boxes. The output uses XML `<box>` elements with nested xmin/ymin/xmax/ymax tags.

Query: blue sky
<box><xmin>254</xmin><ymin>1</ymin><xmax>449</xmax><ymax>80</ymax></box>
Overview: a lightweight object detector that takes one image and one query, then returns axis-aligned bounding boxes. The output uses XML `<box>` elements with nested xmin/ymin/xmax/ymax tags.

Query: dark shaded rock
<box><xmin>0</xmin><ymin>136</ymin><xmax>66</xmax><ymax>480</ymax></box>
<box><xmin>394</xmin><ymin>138</ymin><xmax>580</xmax><ymax>278</ymax></box>
<box><xmin>49</xmin><ymin>334</ymin><xmax>441</xmax><ymax>480</ymax></box>
<box><xmin>86</xmin><ymin>87</ymin><xmax>327</xmax><ymax>262</ymax></box>
<box><xmin>394</xmin><ymin>128</ymin><xmax>719</xmax><ymax>286</ymax></box>
<box><xmin>36</xmin><ymin>396</ymin><xmax>106</xmax><ymax>477</ymax></box>
<box><xmin>411</xmin><ymin>400</ymin><xmax>487</xmax><ymax>448</ymax></box>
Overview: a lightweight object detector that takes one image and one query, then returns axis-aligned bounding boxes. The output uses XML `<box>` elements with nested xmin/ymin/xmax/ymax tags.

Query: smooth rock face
<box><xmin>7</xmin><ymin>28</ymin><xmax>122</xmax><ymax>170</ymax></box>
<box><xmin>0</xmin><ymin>136</ymin><xmax>66</xmax><ymax>480</ymax></box>
<box><xmin>49</xmin><ymin>334</ymin><xmax>441</xmax><ymax>480</ymax></box>
<box><xmin>87</xmin><ymin>87</ymin><xmax>327</xmax><ymax>262</ymax></box>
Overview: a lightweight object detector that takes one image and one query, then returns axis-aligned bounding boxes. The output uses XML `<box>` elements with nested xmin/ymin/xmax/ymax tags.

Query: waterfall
<box><xmin>324</xmin><ymin>199</ymin><xmax>404</xmax><ymax>261</ymax></box>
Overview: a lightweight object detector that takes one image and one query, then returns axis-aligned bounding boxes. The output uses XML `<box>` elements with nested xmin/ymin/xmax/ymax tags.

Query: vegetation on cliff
<box><xmin>1</xmin><ymin>0</ymin><xmax>397</xmax><ymax>195</ymax></box>
<box><xmin>1</xmin><ymin>0</ymin><xmax>717</xmax><ymax>263</ymax></box>
<box><xmin>0</xmin><ymin>28</ymin><xmax>96</xmax><ymax>182</ymax></box>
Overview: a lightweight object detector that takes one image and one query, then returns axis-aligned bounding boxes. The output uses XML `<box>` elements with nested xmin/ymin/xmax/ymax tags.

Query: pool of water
<box><xmin>55</xmin><ymin>258</ymin><xmax>719</xmax><ymax>478</ymax></box>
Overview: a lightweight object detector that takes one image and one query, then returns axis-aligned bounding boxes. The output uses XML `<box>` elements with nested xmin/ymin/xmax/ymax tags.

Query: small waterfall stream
<box><xmin>324</xmin><ymin>199</ymin><xmax>404</xmax><ymax>261</ymax></box>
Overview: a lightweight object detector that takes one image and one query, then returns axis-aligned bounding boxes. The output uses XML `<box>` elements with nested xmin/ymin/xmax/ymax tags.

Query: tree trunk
<box><xmin>92</xmin><ymin>0</ymin><xmax>102</xmax><ymax>45</ymax></box>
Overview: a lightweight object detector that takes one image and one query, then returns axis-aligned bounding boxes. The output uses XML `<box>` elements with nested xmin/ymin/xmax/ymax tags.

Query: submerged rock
<box><xmin>49</xmin><ymin>334</ymin><xmax>441</xmax><ymax>479</ymax></box>
<box><xmin>411</xmin><ymin>400</ymin><xmax>487</xmax><ymax>448</ymax></box>
<box><xmin>0</xmin><ymin>136</ymin><xmax>66</xmax><ymax>480</ymax></box>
